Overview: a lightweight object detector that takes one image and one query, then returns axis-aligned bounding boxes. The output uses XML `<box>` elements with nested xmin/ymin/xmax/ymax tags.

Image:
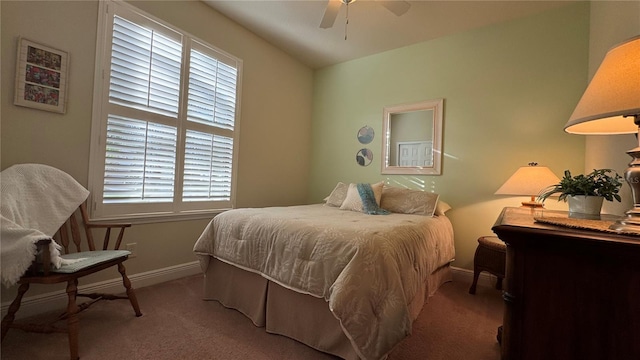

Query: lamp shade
<box><xmin>564</xmin><ymin>35</ymin><xmax>640</xmax><ymax>134</ymax></box>
<box><xmin>495</xmin><ymin>164</ymin><xmax>560</xmax><ymax>197</ymax></box>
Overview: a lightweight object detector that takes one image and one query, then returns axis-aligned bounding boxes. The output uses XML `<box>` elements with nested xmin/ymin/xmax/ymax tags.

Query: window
<box><xmin>89</xmin><ymin>0</ymin><xmax>242</xmax><ymax>221</ymax></box>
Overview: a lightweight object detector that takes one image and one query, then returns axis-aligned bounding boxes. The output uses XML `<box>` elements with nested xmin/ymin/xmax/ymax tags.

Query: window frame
<box><xmin>88</xmin><ymin>0</ymin><xmax>242</xmax><ymax>223</ymax></box>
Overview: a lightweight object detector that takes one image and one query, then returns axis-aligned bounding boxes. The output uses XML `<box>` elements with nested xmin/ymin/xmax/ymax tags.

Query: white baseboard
<box><xmin>1</xmin><ymin>261</ymin><xmax>201</xmax><ymax>319</ymax></box>
<box><xmin>450</xmin><ymin>266</ymin><xmax>500</xmax><ymax>290</ymax></box>
<box><xmin>2</xmin><ymin>263</ymin><xmax>495</xmax><ymax>319</ymax></box>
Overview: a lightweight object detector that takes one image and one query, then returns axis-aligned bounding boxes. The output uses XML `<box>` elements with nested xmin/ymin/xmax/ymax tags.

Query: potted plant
<box><xmin>537</xmin><ymin>169</ymin><xmax>623</xmax><ymax>215</ymax></box>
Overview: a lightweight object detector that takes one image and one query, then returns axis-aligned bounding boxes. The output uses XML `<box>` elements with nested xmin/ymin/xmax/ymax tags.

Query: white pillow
<box><xmin>435</xmin><ymin>200</ymin><xmax>452</xmax><ymax>216</ymax></box>
<box><xmin>340</xmin><ymin>181</ymin><xmax>384</xmax><ymax>212</ymax></box>
<box><xmin>380</xmin><ymin>186</ymin><xmax>440</xmax><ymax>216</ymax></box>
<box><xmin>324</xmin><ymin>182</ymin><xmax>349</xmax><ymax>207</ymax></box>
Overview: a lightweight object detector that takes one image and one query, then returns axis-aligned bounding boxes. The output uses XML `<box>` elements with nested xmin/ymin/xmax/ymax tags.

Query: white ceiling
<box><xmin>202</xmin><ymin>0</ymin><xmax>577</xmax><ymax>69</ymax></box>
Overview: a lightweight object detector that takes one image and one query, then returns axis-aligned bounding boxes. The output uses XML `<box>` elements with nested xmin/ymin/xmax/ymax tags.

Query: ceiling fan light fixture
<box><xmin>320</xmin><ymin>0</ymin><xmax>410</xmax><ymax>30</ymax></box>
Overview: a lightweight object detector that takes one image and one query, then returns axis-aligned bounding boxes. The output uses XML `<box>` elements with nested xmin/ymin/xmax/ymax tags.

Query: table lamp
<box><xmin>563</xmin><ymin>35</ymin><xmax>640</xmax><ymax>232</ymax></box>
<box><xmin>495</xmin><ymin>162</ymin><xmax>561</xmax><ymax>208</ymax></box>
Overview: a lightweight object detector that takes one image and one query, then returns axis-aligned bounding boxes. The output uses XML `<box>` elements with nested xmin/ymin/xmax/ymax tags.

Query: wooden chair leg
<box><xmin>469</xmin><ymin>269</ymin><xmax>480</xmax><ymax>294</ymax></box>
<box><xmin>1</xmin><ymin>282</ymin><xmax>30</xmax><ymax>341</ymax></box>
<box><xmin>118</xmin><ymin>263</ymin><xmax>142</xmax><ymax>317</ymax></box>
<box><xmin>66</xmin><ymin>279</ymin><xmax>80</xmax><ymax>360</ymax></box>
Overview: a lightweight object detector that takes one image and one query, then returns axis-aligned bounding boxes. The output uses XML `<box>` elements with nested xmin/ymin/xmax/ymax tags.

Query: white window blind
<box><xmin>89</xmin><ymin>1</ymin><xmax>241</xmax><ymax>221</ymax></box>
<box><xmin>187</xmin><ymin>47</ymin><xmax>237</xmax><ymax>130</ymax></box>
<box><xmin>182</xmin><ymin>130</ymin><xmax>233</xmax><ymax>202</ymax></box>
<box><xmin>110</xmin><ymin>15</ymin><xmax>182</xmax><ymax>117</ymax></box>
<box><xmin>104</xmin><ymin>115</ymin><xmax>177</xmax><ymax>203</ymax></box>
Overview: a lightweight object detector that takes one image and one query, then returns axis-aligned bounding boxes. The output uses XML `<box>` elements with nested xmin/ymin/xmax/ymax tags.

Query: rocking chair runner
<box><xmin>0</xmin><ymin>164</ymin><xmax>141</xmax><ymax>360</ymax></box>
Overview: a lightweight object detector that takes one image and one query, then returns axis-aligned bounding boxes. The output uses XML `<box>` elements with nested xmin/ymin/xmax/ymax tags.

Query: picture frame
<box><xmin>14</xmin><ymin>37</ymin><xmax>69</xmax><ymax>114</ymax></box>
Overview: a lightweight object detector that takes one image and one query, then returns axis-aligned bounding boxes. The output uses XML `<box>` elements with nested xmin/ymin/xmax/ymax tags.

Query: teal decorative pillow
<box><xmin>340</xmin><ymin>181</ymin><xmax>384</xmax><ymax>212</ymax></box>
<box><xmin>357</xmin><ymin>183</ymin><xmax>390</xmax><ymax>215</ymax></box>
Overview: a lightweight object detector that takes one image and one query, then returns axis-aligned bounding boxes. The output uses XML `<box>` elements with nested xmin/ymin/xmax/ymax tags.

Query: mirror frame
<box><xmin>381</xmin><ymin>98</ymin><xmax>444</xmax><ymax>175</ymax></box>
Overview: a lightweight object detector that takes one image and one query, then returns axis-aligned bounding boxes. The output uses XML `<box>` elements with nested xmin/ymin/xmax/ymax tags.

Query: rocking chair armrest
<box><xmin>83</xmin><ymin>221</ymin><xmax>132</xmax><ymax>250</ymax></box>
<box><xmin>33</xmin><ymin>239</ymin><xmax>53</xmax><ymax>275</ymax></box>
<box><xmin>35</xmin><ymin>238</ymin><xmax>53</xmax><ymax>246</ymax></box>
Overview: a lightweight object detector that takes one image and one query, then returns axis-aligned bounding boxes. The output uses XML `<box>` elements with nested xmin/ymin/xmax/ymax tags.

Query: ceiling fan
<box><xmin>319</xmin><ymin>0</ymin><xmax>411</xmax><ymax>29</ymax></box>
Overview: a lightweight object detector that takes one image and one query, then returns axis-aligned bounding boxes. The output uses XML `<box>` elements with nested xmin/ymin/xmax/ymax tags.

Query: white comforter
<box><xmin>193</xmin><ymin>204</ymin><xmax>455</xmax><ymax>360</ymax></box>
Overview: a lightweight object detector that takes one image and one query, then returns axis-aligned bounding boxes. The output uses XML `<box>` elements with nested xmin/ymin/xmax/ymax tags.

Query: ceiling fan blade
<box><xmin>379</xmin><ymin>0</ymin><xmax>411</xmax><ymax>16</ymax></box>
<box><xmin>320</xmin><ymin>0</ymin><xmax>342</xmax><ymax>29</ymax></box>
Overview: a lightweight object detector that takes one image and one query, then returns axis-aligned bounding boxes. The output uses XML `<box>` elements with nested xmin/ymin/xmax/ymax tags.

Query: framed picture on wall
<box><xmin>14</xmin><ymin>37</ymin><xmax>69</xmax><ymax>114</ymax></box>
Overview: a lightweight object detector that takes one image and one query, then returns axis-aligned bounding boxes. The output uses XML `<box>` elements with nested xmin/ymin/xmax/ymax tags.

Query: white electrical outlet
<box><xmin>125</xmin><ymin>243</ymin><xmax>137</xmax><ymax>258</ymax></box>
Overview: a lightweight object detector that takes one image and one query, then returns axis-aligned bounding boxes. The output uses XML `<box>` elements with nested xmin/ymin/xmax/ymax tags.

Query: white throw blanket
<box><xmin>1</xmin><ymin>164</ymin><xmax>89</xmax><ymax>287</ymax></box>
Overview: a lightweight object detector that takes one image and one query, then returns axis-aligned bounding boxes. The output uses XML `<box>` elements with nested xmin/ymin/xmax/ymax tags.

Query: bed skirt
<box><xmin>202</xmin><ymin>257</ymin><xmax>452</xmax><ymax>359</ymax></box>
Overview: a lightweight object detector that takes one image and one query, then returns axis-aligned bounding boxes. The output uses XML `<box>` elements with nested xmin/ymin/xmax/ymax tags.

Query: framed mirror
<box><xmin>381</xmin><ymin>99</ymin><xmax>443</xmax><ymax>175</ymax></box>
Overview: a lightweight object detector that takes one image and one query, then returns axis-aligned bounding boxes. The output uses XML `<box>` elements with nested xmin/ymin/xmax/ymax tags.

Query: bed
<box><xmin>193</xmin><ymin>183</ymin><xmax>455</xmax><ymax>360</ymax></box>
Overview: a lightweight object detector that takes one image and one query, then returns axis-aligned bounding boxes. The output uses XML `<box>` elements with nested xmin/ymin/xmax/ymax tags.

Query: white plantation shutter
<box><xmin>188</xmin><ymin>46</ymin><xmax>237</xmax><ymax>130</ymax></box>
<box><xmin>183</xmin><ymin>130</ymin><xmax>233</xmax><ymax>202</ymax></box>
<box><xmin>104</xmin><ymin>115</ymin><xmax>177</xmax><ymax>203</ymax></box>
<box><xmin>89</xmin><ymin>1</ymin><xmax>241</xmax><ymax>220</ymax></box>
<box><xmin>110</xmin><ymin>16</ymin><xmax>182</xmax><ymax>116</ymax></box>
<box><xmin>183</xmin><ymin>42</ymin><xmax>237</xmax><ymax>205</ymax></box>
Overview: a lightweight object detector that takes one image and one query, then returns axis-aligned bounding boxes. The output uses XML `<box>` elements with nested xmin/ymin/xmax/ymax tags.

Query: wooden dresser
<box><xmin>492</xmin><ymin>207</ymin><xmax>640</xmax><ymax>360</ymax></box>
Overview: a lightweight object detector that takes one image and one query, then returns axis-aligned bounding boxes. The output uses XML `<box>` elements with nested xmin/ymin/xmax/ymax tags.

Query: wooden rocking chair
<box><xmin>0</xmin><ymin>165</ymin><xmax>141</xmax><ymax>360</ymax></box>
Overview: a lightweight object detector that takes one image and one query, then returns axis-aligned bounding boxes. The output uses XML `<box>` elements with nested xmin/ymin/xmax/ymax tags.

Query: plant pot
<box><xmin>567</xmin><ymin>195</ymin><xmax>604</xmax><ymax>218</ymax></box>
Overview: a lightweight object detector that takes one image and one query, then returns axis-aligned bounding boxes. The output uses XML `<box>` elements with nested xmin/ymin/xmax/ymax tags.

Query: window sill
<box><xmin>89</xmin><ymin>208</ymin><xmax>230</xmax><ymax>225</ymax></box>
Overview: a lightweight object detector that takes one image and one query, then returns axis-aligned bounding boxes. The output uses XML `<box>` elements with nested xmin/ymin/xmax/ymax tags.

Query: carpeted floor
<box><xmin>1</xmin><ymin>275</ymin><xmax>503</xmax><ymax>360</ymax></box>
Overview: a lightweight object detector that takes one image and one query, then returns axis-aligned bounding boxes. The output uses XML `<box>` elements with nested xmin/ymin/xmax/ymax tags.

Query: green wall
<box><xmin>309</xmin><ymin>2</ymin><xmax>590</xmax><ymax>269</ymax></box>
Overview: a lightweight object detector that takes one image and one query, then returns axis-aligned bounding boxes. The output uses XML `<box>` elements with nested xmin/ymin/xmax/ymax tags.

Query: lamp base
<box><xmin>610</xmin><ymin>143</ymin><xmax>640</xmax><ymax>233</ymax></box>
<box><xmin>520</xmin><ymin>196</ymin><xmax>544</xmax><ymax>208</ymax></box>
<box><xmin>609</xmin><ymin>210</ymin><xmax>640</xmax><ymax>233</ymax></box>
<box><xmin>521</xmin><ymin>201</ymin><xmax>544</xmax><ymax>208</ymax></box>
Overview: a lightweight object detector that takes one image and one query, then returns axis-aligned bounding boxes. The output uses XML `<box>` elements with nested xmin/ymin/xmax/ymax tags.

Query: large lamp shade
<box><xmin>564</xmin><ymin>36</ymin><xmax>640</xmax><ymax>134</ymax></box>
<box><xmin>562</xmin><ymin>35</ymin><xmax>640</xmax><ymax>232</ymax></box>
